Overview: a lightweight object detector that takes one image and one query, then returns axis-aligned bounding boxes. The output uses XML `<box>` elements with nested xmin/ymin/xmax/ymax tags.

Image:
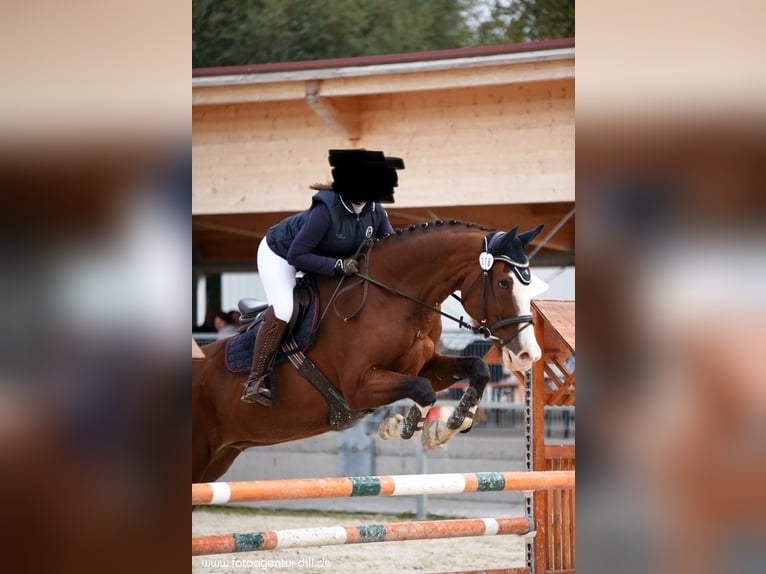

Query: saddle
<box><xmin>225</xmin><ymin>276</ymin><xmax>372</xmax><ymax>430</ymax></box>
<box><xmin>224</xmin><ymin>277</ymin><xmax>318</xmax><ymax>373</ymax></box>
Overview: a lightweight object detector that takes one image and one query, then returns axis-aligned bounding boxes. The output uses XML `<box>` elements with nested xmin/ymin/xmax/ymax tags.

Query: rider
<box><xmin>241</xmin><ymin>149</ymin><xmax>404</xmax><ymax>405</ymax></box>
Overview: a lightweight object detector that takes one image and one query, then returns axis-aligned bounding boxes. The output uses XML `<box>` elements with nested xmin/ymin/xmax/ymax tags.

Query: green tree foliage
<box><xmin>193</xmin><ymin>0</ymin><xmax>574</xmax><ymax>68</ymax></box>
<box><xmin>476</xmin><ymin>0</ymin><xmax>574</xmax><ymax>44</ymax></box>
<box><xmin>193</xmin><ymin>0</ymin><xmax>474</xmax><ymax>68</ymax></box>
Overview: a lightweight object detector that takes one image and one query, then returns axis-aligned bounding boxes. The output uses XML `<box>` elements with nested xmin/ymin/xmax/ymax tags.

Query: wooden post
<box><xmin>532</xmin><ymin>305</ymin><xmax>548</xmax><ymax>573</ymax></box>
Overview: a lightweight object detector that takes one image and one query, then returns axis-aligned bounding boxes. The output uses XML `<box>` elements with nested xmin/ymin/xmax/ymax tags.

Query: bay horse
<box><xmin>193</xmin><ymin>220</ymin><xmax>545</xmax><ymax>483</ymax></box>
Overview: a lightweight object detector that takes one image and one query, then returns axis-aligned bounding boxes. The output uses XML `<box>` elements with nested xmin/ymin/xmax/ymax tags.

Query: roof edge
<box><xmin>193</xmin><ymin>38</ymin><xmax>575</xmax><ymax>78</ymax></box>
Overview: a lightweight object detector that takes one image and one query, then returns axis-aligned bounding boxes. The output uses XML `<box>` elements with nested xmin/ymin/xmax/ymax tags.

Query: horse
<box><xmin>192</xmin><ymin>220</ymin><xmax>545</xmax><ymax>483</ymax></box>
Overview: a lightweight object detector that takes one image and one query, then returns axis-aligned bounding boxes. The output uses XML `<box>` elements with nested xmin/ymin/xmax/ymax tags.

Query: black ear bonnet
<box><xmin>486</xmin><ymin>224</ymin><xmax>544</xmax><ymax>284</ymax></box>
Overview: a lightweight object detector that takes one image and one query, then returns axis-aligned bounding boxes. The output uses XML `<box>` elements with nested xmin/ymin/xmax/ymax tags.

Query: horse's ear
<box><xmin>498</xmin><ymin>225</ymin><xmax>518</xmax><ymax>249</ymax></box>
<box><xmin>518</xmin><ymin>224</ymin><xmax>544</xmax><ymax>248</ymax></box>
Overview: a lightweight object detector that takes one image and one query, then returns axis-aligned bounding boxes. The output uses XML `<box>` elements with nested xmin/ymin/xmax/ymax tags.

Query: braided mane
<box><xmin>372</xmin><ymin>219</ymin><xmax>495</xmax><ymax>246</ymax></box>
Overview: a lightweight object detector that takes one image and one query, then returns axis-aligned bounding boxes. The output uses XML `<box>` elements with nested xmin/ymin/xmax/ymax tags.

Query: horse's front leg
<box><xmin>347</xmin><ymin>368</ymin><xmax>437</xmax><ymax>441</ymax></box>
<box><xmin>418</xmin><ymin>354</ymin><xmax>490</xmax><ymax>450</ymax></box>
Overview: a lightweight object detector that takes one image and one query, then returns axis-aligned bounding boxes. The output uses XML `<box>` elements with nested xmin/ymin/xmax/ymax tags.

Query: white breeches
<box><xmin>257</xmin><ymin>238</ymin><xmax>296</xmax><ymax>322</ymax></box>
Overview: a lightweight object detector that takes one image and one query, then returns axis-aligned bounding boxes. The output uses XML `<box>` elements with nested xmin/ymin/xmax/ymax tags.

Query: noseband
<box><xmin>459</xmin><ymin>267</ymin><xmax>534</xmax><ymax>348</ymax></box>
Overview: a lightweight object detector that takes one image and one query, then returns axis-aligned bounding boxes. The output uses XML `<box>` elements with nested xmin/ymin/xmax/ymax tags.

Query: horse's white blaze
<box><xmin>504</xmin><ymin>271</ymin><xmax>543</xmax><ymax>372</ymax></box>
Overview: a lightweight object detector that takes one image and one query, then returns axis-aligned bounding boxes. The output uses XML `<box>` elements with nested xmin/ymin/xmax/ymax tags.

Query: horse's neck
<box><xmin>371</xmin><ymin>228</ymin><xmax>482</xmax><ymax>302</ymax></box>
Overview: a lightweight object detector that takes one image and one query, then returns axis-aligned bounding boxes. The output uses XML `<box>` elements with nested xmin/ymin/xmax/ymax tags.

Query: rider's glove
<box><xmin>334</xmin><ymin>257</ymin><xmax>359</xmax><ymax>276</ymax></box>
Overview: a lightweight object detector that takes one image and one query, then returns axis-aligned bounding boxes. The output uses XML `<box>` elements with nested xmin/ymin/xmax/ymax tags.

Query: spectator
<box><xmin>213</xmin><ymin>311</ymin><xmax>238</xmax><ymax>339</ymax></box>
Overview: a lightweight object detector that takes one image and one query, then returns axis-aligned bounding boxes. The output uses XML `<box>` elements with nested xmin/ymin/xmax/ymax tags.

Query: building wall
<box><xmin>193</xmin><ymin>78</ymin><xmax>574</xmax><ymax>215</ymax></box>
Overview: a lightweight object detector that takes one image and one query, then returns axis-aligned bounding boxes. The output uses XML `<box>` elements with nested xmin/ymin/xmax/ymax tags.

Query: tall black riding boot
<box><xmin>241</xmin><ymin>307</ymin><xmax>288</xmax><ymax>406</ymax></box>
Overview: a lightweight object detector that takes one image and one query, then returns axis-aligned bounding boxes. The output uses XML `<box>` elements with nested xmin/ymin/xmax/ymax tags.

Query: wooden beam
<box><xmin>305</xmin><ymin>80</ymin><xmax>361</xmax><ymax>141</ymax></box>
<box><xmin>192</xmin><ymin>219</ymin><xmax>264</xmax><ymax>240</ymax></box>
<box><xmin>191</xmin><ymin>202</ymin><xmax>575</xmax><ymax>270</ymax></box>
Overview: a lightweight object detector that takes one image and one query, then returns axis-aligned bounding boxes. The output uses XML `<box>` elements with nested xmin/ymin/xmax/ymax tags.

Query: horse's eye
<box><xmin>497</xmin><ymin>280</ymin><xmax>510</xmax><ymax>289</ymax></box>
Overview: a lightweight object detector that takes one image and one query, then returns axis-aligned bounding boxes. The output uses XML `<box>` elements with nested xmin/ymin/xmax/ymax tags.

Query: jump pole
<box><xmin>192</xmin><ymin>470</ymin><xmax>574</xmax><ymax>505</ymax></box>
<box><xmin>192</xmin><ymin>516</ymin><xmax>531</xmax><ymax>556</ymax></box>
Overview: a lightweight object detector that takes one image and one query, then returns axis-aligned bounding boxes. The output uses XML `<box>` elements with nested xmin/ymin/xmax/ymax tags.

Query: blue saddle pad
<box><xmin>224</xmin><ymin>283</ymin><xmax>319</xmax><ymax>374</ymax></box>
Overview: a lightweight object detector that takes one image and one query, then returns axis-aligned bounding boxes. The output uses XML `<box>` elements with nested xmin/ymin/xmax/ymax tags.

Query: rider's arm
<box><xmin>286</xmin><ymin>204</ymin><xmax>337</xmax><ymax>276</ymax></box>
<box><xmin>378</xmin><ymin>206</ymin><xmax>394</xmax><ymax>236</ymax></box>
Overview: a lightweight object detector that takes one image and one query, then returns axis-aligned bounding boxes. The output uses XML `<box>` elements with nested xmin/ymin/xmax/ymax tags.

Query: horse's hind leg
<box><xmin>192</xmin><ymin>419</ymin><xmax>213</xmax><ymax>483</ymax></box>
<box><xmin>192</xmin><ymin>406</ymin><xmax>242</xmax><ymax>484</ymax></box>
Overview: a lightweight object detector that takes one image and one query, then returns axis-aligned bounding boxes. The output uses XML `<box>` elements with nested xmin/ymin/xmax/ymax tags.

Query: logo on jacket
<box><xmin>365</xmin><ymin>226</ymin><xmax>373</xmax><ymax>238</ymax></box>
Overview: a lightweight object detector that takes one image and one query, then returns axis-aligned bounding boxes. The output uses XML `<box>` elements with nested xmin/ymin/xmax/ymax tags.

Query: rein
<box><xmin>353</xmin><ymin>271</ymin><xmax>478</xmax><ymax>332</ymax></box>
<box><xmin>323</xmin><ymin>239</ymin><xmax>533</xmax><ymax>346</ymax></box>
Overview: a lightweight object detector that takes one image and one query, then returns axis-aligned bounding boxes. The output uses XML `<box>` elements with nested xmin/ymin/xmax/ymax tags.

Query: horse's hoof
<box><xmin>447</xmin><ymin>406</ymin><xmax>476</xmax><ymax>432</ymax></box>
<box><xmin>446</xmin><ymin>413</ymin><xmax>464</xmax><ymax>430</ymax></box>
<box><xmin>422</xmin><ymin>419</ymin><xmax>449</xmax><ymax>451</ymax></box>
<box><xmin>378</xmin><ymin>413</ymin><xmax>403</xmax><ymax>440</ymax></box>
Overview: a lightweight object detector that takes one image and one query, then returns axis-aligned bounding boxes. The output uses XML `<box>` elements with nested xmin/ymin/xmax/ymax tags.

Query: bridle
<box><xmin>325</xmin><ymin>235</ymin><xmax>534</xmax><ymax>348</ymax></box>
<box><xmin>458</xmin><ymin>265</ymin><xmax>534</xmax><ymax>347</ymax></box>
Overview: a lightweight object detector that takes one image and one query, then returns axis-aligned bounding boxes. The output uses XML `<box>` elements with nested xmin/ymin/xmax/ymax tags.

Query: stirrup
<box><xmin>241</xmin><ymin>373</ymin><xmax>274</xmax><ymax>406</ymax></box>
